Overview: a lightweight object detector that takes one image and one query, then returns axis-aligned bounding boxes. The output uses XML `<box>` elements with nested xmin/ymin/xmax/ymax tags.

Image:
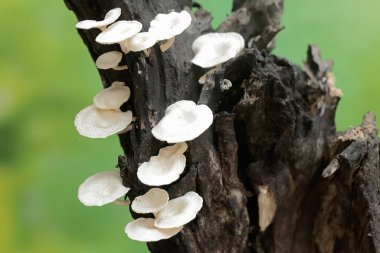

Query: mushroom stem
<box><xmin>113</xmin><ymin>199</ymin><xmax>131</xmax><ymax>206</ymax></box>
<box><xmin>113</xmin><ymin>65</ymin><xmax>129</xmax><ymax>71</ymax></box>
<box><xmin>120</xmin><ymin>43</ymin><xmax>130</xmax><ymax>54</ymax></box>
<box><xmin>160</xmin><ymin>37</ymin><xmax>175</xmax><ymax>52</ymax></box>
<box><xmin>98</xmin><ymin>26</ymin><xmax>107</xmax><ymax>32</ymax></box>
<box><xmin>198</xmin><ymin>64</ymin><xmax>222</xmax><ymax>85</ymax></box>
<box><xmin>118</xmin><ymin>124</ymin><xmax>133</xmax><ymax>134</ymax></box>
<box><xmin>143</xmin><ymin>48</ymin><xmax>151</xmax><ymax>57</ymax></box>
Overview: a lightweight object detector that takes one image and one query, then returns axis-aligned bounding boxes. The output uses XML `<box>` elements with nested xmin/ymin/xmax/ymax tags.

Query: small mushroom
<box><xmin>131</xmin><ymin>188</ymin><xmax>169</xmax><ymax>214</ymax></box>
<box><xmin>77</xmin><ymin>171</ymin><xmax>130</xmax><ymax>207</ymax></box>
<box><xmin>96</xmin><ymin>20</ymin><xmax>143</xmax><ymax>53</ymax></box>
<box><xmin>74</xmin><ymin>105</ymin><xmax>133</xmax><ymax>138</ymax></box>
<box><xmin>137</xmin><ymin>143</ymin><xmax>188</xmax><ymax>186</ymax></box>
<box><xmin>191</xmin><ymin>33</ymin><xmax>244</xmax><ymax>84</ymax></box>
<box><xmin>151</xmin><ymin>100</ymin><xmax>213</xmax><ymax>143</ymax></box>
<box><xmin>125</xmin><ymin>218</ymin><xmax>182</xmax><ymax>242</ymax></box>
<box><xmin>122</xmin><ymin>32</ymin><xmax>157</xmax><ymax>57</ymax></box>
<box><xmin>258</xmin><ymin>186</ymin><xmax>277</xmax><ymax>232</ymax></box>
<box><xmin>93</xmin><ymin>81</ymin><xmax>131</xmax><ymax>110</ymax></box>
<box><xmin>149</xmin><ymin>11</ymin><xmax>192</xmax><ymax>52</ymax></box>
<box><xmin>154</xmin><ymin>191</ymin><xmax>203</xmax><ymax>229</ymax></box>
<box><xmin>95</xmin><ymin>51</ymin><xmax>128</xmax><ymax>71</ymax></box>
<box><xmin>76</xmin><ymin>8</ymin><xmax>121</xmax><ymax>31</ymax></box>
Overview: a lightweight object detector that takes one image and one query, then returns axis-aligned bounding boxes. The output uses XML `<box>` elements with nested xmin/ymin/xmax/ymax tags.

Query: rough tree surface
<box><xmin>64</xmin><ymin>0</ymin><xmax>380</xmax><ymax>252</ymax></box>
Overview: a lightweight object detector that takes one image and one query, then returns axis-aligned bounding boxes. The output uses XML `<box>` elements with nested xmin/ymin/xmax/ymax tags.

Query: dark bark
<box><xmin>64</xmin><ymin>0</ymin><xmax>380</xmax><ymax>252</ymax></box>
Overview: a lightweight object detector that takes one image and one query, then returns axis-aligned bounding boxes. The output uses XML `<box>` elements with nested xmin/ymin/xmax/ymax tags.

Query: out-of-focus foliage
<box><xmin>0</xmin><ymin>0</ymin><xmax>378</xmax><ymax>252</ymax></box>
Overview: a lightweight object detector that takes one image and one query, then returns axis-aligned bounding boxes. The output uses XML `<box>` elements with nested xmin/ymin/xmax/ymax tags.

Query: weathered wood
<box><xmin>65</xmin><ymin>1</ymin><xmax>380</xmax><ymax>252</ymax></box>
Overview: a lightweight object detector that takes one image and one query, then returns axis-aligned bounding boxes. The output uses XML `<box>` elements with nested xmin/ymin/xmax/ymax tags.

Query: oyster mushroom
<box><xmin>191</xmin><ymin>32</ymin><xmax>245</xmax><ymax>84</ymax></box>
<box><xmin>93</xmin><ymin>81</ymin><xmax>131</xmax><ymax>110</ymax></box>
<box><xmin>78</xmin><ymin>171</ymin><xmax>130</xmax><ymax>206</ymax></box>
<box><xmin>149</xmin><ymin>10</ymin><xmax>192</xmax><ymax>52</ymax></box>
<box><xmin>96</xmin><ymin>20</ymin><xmax>143</xmax><ymax>53</ymax></box>
<box><xmin>131</xmin><ymin>188</ymin><xmax>169</xmax><ymax>214</ymax></box>
<box><xmin>151</xmin><ymin>100</ymin><xmax>213</xmax><ymax>143</ymax></box>
<box><xmin>154</xmin><ymin>191</ymin><xmax>203</xmax><ymax>229</ymax></box>
<box><xmin>76</xmin><ymin>8</ymin><xmax>121</xmax><ymax>31</ymax></box>
<box><xmin>95</xmin><ymin>51</ymin><xmax>128</xmax><ymax>71</ymax></box>
<box><xmin>137</xmin><ymin>143</ymin><xmax>188</xmax><ymax>186</ymax></box>
<box><xmin>74</xmin><ymin>105</ymin><xmax>133</xmax><ymax>138</ymax></box>
<box><xmin>122</xmin><ymin>32</ymin><xmax>157</xmax><ymax>57</ymax></box>
<box><xmin>125</xmin><ymin>218</ymin><xmax>182</xmax><ymax>242</ymax></box>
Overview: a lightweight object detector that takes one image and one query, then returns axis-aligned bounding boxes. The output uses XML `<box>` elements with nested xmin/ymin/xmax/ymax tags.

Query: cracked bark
<box><xmin>64</xmin><ymin>0</ymin><xmax>380</xmax><ymax>252</ymax></box>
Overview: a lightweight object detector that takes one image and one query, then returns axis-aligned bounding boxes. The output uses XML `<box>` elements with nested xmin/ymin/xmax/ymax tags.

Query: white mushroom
<box><xmin>137</xmin><ymin>143</ymin><xmax>188</xmax><ymax>186</ymax></box>
<box><xmin>125</xmin><ymin>218</ymin><xmax>182</xmax><ymax>242</ymax></box>
<box><xmin>96</xmin><ymin>20</ymin><xmax>143</xmax><ymax>53</ymax></box>
<box><xmin>131</xmin><ymin>188</ymin><xmax>169</xmax><ymax>214</ymax></box>
<box><xmin>122</xmin><ymin>32</ymin><xmax>157</xmax><ymax>57</ymax></box>
<box><xmin>78</xmin><ymin>171</ymin><xmax>130</xmax><ymax>207</ymax></box>
<box><xmin>76</xmin><ymin>8</ymin><xmax>121</xmax><ymax>31</ymax></box>
<box><xmin>154</xmin><ymin>191</ymin><xmax>203</xmax><ymax>229</ymax></box>
<box><xmin>258</xmin><ymin>186</ymin><xmax>277</xmax><ymax>232</ymax></box>
<box><xmin>149</xmin><ymin>11</ymin><xmax>192</xmax><ymax>52</ymax></box>
<box><xmin>198</xmin><ymin>67</ymin><xmax>220</xmax><ymax>85</ymax></box>
<box><xmin>74</xmin><ymin>105</ymin><xmax>133</xmax><ymax>138</ymax></box>
<box><xmin>95</xmin><ymin>51</ymin><xmax>128</xmax><ymax>70</ymax></box>
<box><xmin>191</xmin><ymin>33</ymin><xmax>245</xmax><ymax>68</ymax></box>
<box><xmin>151</xmin><ymin>100</ymin><xmax>213</xmax><ymax>143</ymax></box>
<box><xmin>93</xmin><ymin>81</ymin><xmax>131</xmax><ymax>110</ymax></box>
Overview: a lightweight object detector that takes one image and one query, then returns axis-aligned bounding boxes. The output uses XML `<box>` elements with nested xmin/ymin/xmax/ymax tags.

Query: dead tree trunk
<box><xmin>64</xmin><ymin>0</ymin><xmax>380</xmax><ymax>252</ymax></box>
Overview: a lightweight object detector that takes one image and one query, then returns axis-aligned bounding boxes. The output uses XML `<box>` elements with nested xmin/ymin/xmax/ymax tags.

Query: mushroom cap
<box><xmin>93</xmin><ymin>81</ymin><xmax>131</xmax><ymax>110</ymax></box>
<box><xmin>78</xmin><ymin>171</ymin><xmax>130</xmax><ymax>206</ymax></box>
<box><xmin>149</xmin><ymin>11</ymin><xmax>192</xmax><ymax>41</ymax></box>
<box><xmin>123</xmin><ymin>32</ymin><xmax>157</xmax><ymax>52</ymax></box>
<box><xmin>131</xmin><ymin>188</ymin><xmax>169</xmax><ymax>214</ymax></box>
<box><xmin>191</xmin><ymin>32</ymin><xmax>245</xmax><ymax>68</ymax></box>
<box><xmin>96</xmin><ymin>21</ymin><xmax>143</xmax><ymax>44</ymax></box>
<box><xmin>74</xmin><ymin>105</ymin><xmax>133</xmax><ymax>138</ymax></box>
<box><xmin>137</xmin><ymin>143</ymin><xmax>188</xmax><ymax>186</ymax></box>
<box><xmin>154</xmin><ymin>191</ymin><xmax>203</xmax><ymax>229</ymax></box>
<box><xmin>76</xmin><ymin>8</ymin><xmax>121</xmax><ymax>29</ymax></box>
<box><xmin>95</xmin><ymin>51</ymin><xmax>123</xmax><ymax>69</ymax></box>
<box><xmin>151</xmin><ymin>100</ymin><xmax>213</xmax><ymax>143</ymax></box>
<box><xmin>125</xmin><ymin>218</ymin><xmax>182</xmax><ymax>242</ymax></box>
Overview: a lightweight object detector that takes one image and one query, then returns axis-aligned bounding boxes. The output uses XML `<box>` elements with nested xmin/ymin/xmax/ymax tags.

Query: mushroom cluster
<box><xmin>77</xmin><ymin>8</ymin><xmax>192</xmax><ymax>64</ymax></box>
<box><xmin>75</xmin><ymin>81</ymin><xmax>133</xmax><ymax>138</ymax></box>
<box><xmin>126</xmin><ymin>190</ymin><xmax>203</xmax><ymax>241</ymax></box>
<box><xmin>73</xmin><ymin>5</ymin><xmax>246</xmax><ymax>245</ymax></box>
<box><xmin>124</xmin><ymin>100</ymin><xmax>212</xmax><ymax>241</ymax></box>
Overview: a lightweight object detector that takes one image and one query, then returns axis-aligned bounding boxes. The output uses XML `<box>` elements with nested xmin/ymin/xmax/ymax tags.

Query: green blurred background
<box><xmin>0</xmin><ymin>0</ymin><xmax>378</xmax><ymax>252</ymax></box>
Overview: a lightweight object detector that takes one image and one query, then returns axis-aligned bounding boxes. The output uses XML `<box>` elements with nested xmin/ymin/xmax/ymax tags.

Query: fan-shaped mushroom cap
<box><xmin>191</xmin><ymin>32</ymin><xmax>245</xmax><ymax>68</ymax></box>
<box><xmin>123</xmin><ymin>32</ymin><xmax>157</xmax><ymax>52</ymax></box>
<box><xmin>95</xmin><ymin>51</ymin><xmax>124</xmax><ymax>70</ymax></box>
<box><xmin>131</xmin><ymin>188</ymin><xmax>169</xmax><ymax>214</ymax></box>
<box><xmin>96</xmin><ymin>21</ymin><xmax>143</xmax><ymax>44</ymax></box>
<box><xmin>76</xmin><ymin>8</ymin><xmax>121</xmax><ymax>30</ymax></box>
<box><xmin>151</xmin><ymin>100</ymin><xmax>213</xmax><ymax>143</ymax></box>
<box><xmin>149</xmin><ymin>11</ymin><xmax>192</xmax><ymax>41</ymax></box>
<box><xmin>93</xmin><ymin>82</ymin><xmax>131</xmax><ymax>110</ymax></box>
<box><xmin>78</xmin><ymin>171</ymin><xmax>130</xmax><ymax>206</ymax></box>
<box><xmin>137</xmin><ymin>143</ymin><xmax>188</xmax><ymax>186</ymax></box>
<box><xmin>125</xmin><ymin>218</ymin><xmax>182</xmax><ymax>242</ymax></box>
<box><xmin>154</xmin><ymin>191</ymin><xmax>203</xmax><ymax>229</ymax></box>
<box><xmin>75</xmin><ymin>105</ymin><xmax>133</xmax><ymax>138</ymax></box>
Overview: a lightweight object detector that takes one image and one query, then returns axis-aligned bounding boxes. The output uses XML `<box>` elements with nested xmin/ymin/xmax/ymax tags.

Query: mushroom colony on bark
<box><xmin>73</xmin><ymin>7</ymin><xmax>246</xmax><ymax>242</ymax></box>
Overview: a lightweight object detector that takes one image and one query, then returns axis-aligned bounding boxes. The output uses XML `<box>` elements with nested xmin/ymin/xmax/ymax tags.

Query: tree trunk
<box><xmin>64</xmin><ymin>0</ymin><xmax>380</xmax><ymax>252</ymax></box>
